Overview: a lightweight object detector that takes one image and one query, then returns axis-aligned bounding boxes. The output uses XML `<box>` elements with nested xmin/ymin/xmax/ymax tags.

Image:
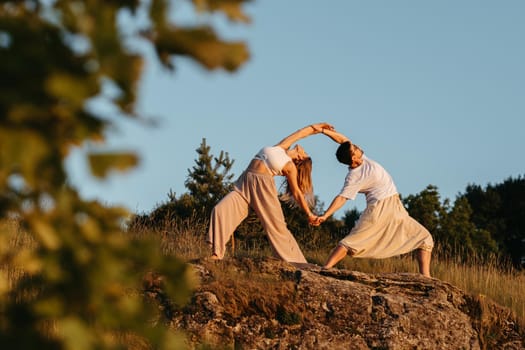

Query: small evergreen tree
<box><xmin>185</xmin><ymin>138</ymin><xmax>235</xmax><ymax>216</ymax></box>
<box><xmin>144</xmin><ymin>138</ymin><xmax>235</xmax><ymax>227</ymax></box>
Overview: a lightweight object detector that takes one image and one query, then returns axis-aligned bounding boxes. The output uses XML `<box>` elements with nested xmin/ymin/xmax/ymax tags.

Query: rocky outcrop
<box><xmin>150</xmin><ymin>257</ymin><xmax>524</xmax><ymax>349</ymax></box>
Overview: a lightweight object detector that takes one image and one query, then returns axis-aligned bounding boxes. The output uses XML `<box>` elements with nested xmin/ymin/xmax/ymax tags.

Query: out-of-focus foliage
<box><xmin>0</xmin><ymin>0</ymin><xmax>251</xmax><ymax>348</ymax></box>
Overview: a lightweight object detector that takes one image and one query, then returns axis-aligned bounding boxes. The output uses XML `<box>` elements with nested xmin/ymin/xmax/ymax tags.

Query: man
<box><xmin>312</xmin><ymin>127</ymin><xmax>434</xmax><ymax>277</ymax></box>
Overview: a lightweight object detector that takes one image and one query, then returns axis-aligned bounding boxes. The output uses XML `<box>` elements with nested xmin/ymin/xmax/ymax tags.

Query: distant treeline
<box><xmin>133</xmin><ymin>139</ymin><xmax>525</xmax><ymax>267</ymax></box>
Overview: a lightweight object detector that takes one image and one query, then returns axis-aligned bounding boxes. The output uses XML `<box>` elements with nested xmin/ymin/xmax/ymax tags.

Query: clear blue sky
<box><xmin>67</xmin><ymin>1</ymin><xmax>525</xmax><ymax>217</ymax></box>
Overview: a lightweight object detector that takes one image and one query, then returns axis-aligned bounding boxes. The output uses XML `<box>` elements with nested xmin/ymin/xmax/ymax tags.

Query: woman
<box><xmin>207</xmin><ymin>122</ymin><xmax>333</xmax><ymax>264</ymax></box>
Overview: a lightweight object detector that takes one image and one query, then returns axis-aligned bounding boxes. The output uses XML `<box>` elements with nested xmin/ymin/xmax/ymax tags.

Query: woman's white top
<box><xmin>254</xmin><ymin>146</ymin><xmax>291</xmax><ymax>176</ymax></box>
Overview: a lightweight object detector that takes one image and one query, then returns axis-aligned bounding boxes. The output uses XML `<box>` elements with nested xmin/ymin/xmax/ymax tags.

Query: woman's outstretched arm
<box><xmin>276</xmin><ymin>122</ymin><xmax>334</xmax><ymax>149</ymax></box>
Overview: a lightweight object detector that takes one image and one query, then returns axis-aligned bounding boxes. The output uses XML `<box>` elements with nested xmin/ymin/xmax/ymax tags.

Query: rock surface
<box><xmin>149</xmin><ymin>257</ymin><xmax>524</xmax><ymax>349</ymax></box>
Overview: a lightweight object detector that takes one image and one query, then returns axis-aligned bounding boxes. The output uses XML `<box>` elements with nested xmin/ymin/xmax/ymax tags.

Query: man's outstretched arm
<box><xmin>319</xmin><ymin>128</ymin><xmax>350</xmax><ymax>144</ymax></box>
<box><xmin>312</xmin><ymin>195</ymin><xmax>348</xmax><ymax>226</ymax></box>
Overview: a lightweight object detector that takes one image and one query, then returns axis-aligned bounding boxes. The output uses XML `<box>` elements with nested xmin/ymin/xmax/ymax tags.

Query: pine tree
<box><xmin>144</xmin><ymin>138</ymin><xmax>236</xmax><ymax>226</ymax></box>
<box><xmin>185</xmin><ymin>138</ymin><xmax>235</xmax><ymax>216</ymax></box>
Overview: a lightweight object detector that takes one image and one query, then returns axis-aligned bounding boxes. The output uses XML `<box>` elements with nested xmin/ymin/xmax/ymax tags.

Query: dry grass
<box><xmin>432</xmin><ymin>255</ymin><xmax>525</xmax><ymax>321</ymax></box>
<box><xmin>132</xmin><ymin>219</ymin><xmax>525</xmax><ymax>322</ymax></box>
<box><xmin>127</xmin><ymin>215</ymin><xmax>210</xmax><ymax>260</ymax></box>
<box><xmin>4</xmin><ymin>216</ymin><xmax>524</xmax><ymax>322</ymax></box>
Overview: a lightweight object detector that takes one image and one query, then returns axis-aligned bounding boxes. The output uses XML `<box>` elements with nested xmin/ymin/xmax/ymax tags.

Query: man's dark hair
<box><xmin>336</xmin><ymin>141</ymin><xmax>352</xmax><ymax>165</ymax></box>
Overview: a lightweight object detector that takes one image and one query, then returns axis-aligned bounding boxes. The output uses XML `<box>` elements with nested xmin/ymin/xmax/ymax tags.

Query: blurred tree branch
<box><xmin>0</xmin><ymin>0</ymin><xmax>251</xmax><ymax>347</ymax></box>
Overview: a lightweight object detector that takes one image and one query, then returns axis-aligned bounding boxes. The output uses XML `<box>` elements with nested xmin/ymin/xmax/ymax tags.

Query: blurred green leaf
<box><xmin>45</xmin><ymin>73</ymin><xmax>98</xmax><ymax>108</ymax></box>
<box><xmin>13</xmin><ymin>248</ymin><xmax>43</xmax><ymax>275</ymax></box>
<box><xmin>193</xmin><ymin>0</ymin><xmax>252</xmax><ymax>23</ymax></box>
<box><xmin>58</xmin><ymin>317</ymin><xmax>95</xmax><ymax>350</ymax></box>
<box><xmin>88</xmin><ymin>152</ymin><xmax>139</xmax><ymax>178</ymax></box>
<box><xmin>155</xmin><ymin>26</ymin><xmax>250</xmax><ymax>71</ymax></box>
<box><xmin>0</xmin><ymin>128</ymin><xmax>51</xmax><ymax>187</ymax></box>
<box><xmin>162</xmin><ymin>330</ymin><xmax>189</xmax><ymax>350</ymax></box>
<box><xmin>29</xmin><ymin>218</ymin><xmax>61</xmax><ymax>251</ymax></box>
<box><xmin>34</xmin><ymin>296</ymin><xmax>65</xmax><ymax>317</ymax></box>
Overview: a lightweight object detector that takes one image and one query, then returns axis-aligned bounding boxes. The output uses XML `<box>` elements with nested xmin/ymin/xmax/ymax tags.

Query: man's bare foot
<box><xmin>210</xmin><ymin>254</ymin><xmax>221</xmax><ymax>260</ymax></box>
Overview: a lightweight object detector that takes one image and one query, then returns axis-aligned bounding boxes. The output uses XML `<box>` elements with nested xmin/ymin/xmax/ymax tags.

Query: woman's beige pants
<box><xmin>208</xmin><ymin>170</ymin><xmax>307</xmax><ymax>264</ymax></box>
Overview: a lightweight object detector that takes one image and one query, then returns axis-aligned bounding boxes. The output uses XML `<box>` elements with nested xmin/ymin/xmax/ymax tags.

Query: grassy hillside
<box><xmin>3</xmin><ymin>216</ymin><xmax>524</xmax><ymax>323</ymax></box>
<box><xmin>130</xmin><ymin>217</ymin><xmax>525</xmax><ymax>322</ymax></box>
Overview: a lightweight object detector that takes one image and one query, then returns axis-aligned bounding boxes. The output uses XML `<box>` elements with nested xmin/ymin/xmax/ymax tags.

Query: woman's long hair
<box><xmin>280</xmin><ymin>157</ymin><xmax>314</xmax><ymax>208</ymax></box>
